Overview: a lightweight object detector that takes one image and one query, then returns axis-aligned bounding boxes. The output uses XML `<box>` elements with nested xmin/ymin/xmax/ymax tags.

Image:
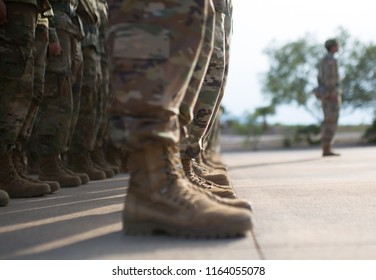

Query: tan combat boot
<box><xmin>60</xmin><ymin>163</ymin><xmax>90</xmax><ymax>185</ymax></box>
<box><xmin>0</xmin><ymin>189</ymin><xmax>9</xmax><ymax>207</ymax></box>
<box><xmin>39</xmin><ymin>154</ymin><xmax>82</xmax><ymax>187</ymax></box>
<box><xmin>124</xmin><ymin>144</ymin><xmax>252</xmax><ymax>238</ymax></box>
<box><xmin>91</xmin><ymin>148</ymin><xmax>115</xmax><ymax>178</ymax></box>
<box><xmin>201</xmin><ymin>149</ymin><xmax>227</xmax><ymax>170</ymax></box>
<box><xmin>0</xmin><ymin>151</ymin><xmax>51</xmax><ymax>198</ymax></box>
<box><xmin>192</xmin><ymin>158</ymin><xmax>231</xmax><ymax>186</ymax></box>
<box><xmin>67</xmin><ymin>151</ymin><xmax>106</xmax><ymax>180</ymax></box>
<box><xmin>12</xmin><ymin>145</ymin><xmax>60</xmax><ymax>193</ymax></box>
<box><xmin>181</xmin><ymin>157</ymin><xmax>236</xmax><ymax>198</ymax></box>
<box><xmin>59</xmin><ymin>154</ymin><xmax>90</xmax><ymax>184</ymax></box>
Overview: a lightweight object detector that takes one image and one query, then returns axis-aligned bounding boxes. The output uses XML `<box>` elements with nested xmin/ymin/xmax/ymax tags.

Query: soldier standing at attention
<box><xmin>0</xmin><ymin>0</ymin><xmax>51</xmax><ymax>199</ymax></box>
<box><xmin>15</xmin><ymin>6</ymin><xmax>62</xmax><ymax>195</ymax></box>
<box><xmin>318</xmin><ymin>39</ymin><xmax>341</xmax><ymax>157</ymax></box>
<box><xmin>180</xmin><ymin>0</ymin><xmax>235</xmax><ymax>196</ymax></box>
<box><xmin>35</xmin><ymin>0</ymin><xmax>84</xmax><ymax>187</ymax></box>
<box><xmin>106</xmin><ymin>0</ymin><xmax>252</xmax><ymax>237</ymax></box>
<box><xmin>67</xmin><ymin>0</ymin><xmax>109</xmax><ymax>180</ymax></box>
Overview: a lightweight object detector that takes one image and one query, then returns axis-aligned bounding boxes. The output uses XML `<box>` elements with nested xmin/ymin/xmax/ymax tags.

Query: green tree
<box><xmin>254</xmin><ymin>105</ymin><xmax>276</xmax><ymax>130</ymax></box>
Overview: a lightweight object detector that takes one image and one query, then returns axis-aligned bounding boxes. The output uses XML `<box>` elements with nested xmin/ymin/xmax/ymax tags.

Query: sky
<box><xmin>223</xmin><ymin>0</ymin><xmax>376</xmax><ymax>125</ymax></box>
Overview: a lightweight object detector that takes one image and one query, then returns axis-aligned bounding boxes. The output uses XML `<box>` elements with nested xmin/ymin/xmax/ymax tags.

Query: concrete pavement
<box><xmin>1</xmin><ymin>146</ymin><xmax>376</xmax><ymax>260</ymax></box>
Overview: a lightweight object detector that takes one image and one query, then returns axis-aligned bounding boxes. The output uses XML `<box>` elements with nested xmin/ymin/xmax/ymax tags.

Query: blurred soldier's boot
<box><xmin>181</xmin><ymin>157</ymin><xmax>236</xmax><ymax>198</ymax></box>
<box><xmin>0</xmin><ymin>151</ymin><xmax>51</xmax><ymax>198</ymax></box>
<box><xmin>91</xmin><ymin>148</ymin><xmax>115</xmax><ymax>178</ymax></box>
<box><xmin>12</xmin><ymin>145</ymin><xmax>60</xmax><ymax>193</ymax></box>
<box><xmin>123</xmin><ymin>144</ymin><xmax>252</xmax><ymax>237</ymax></box>
<box><xmin>60</xmin><ymin>161</ymin><xmax>90</xmax><ymax>185</ymax></box>
<box><xmin>0</xmin><ymin>190</ymin><xmax>10</xmax><ymax>207</ymax></box>
<box><xmin>192</xmin><ymin>158</ymin><xmax>231</xmax><ymax>186</ymax></box>
<box><xmin>39</xmin><ymin>154</ymin><xmax>82</xmax><ymax>187</ymax></box>
<box><xmin>322</xmin><ymin>145</ymin><xmax>340</xmax><ymax>157</ymax></box>
<box><xmin>201</xmin><ymin>149</ymin><xmax>227</xmax><ymax>170</ymax></box>
<box><xmin>105</xmin><ymin>145</ymin><xmax>122</xmax><ymax>173</ymax></box>
<box><xmin>93</xmin><ymin>147</ymin><xmax>120</xmax><ymax>174</ymax></box>
<box><xmin>67</xmin><ymin>151</ymin><xmax>106</xmax><ymax>180</ymax></box>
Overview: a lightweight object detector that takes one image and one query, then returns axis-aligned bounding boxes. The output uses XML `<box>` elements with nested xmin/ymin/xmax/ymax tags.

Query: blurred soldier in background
<box><xmin>318</xmin><ymin>39</ymin><xmax>341</xmax><ymax>157</ymax></box>
<box><xmin>106</xmin><ymin>0</ymin><xmax>252</xmax><ymax>237</ymax></box>
<box><xmin>0</xmin><ymin>0</ymin><xmax>51</xmax><ymax>198</ymax></box>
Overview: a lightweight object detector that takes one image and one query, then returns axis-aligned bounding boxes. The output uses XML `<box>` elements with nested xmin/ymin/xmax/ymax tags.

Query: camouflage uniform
<box><xmin>318</xmin><ymin>48</ymin><xmax>341</xmax><ymax>154</ymax></box>
<box><xmin>106</xmin><ymin>0</ymin><xmax>252</xmax><ymax>238</ymax></box>
<box><xmin>178</xmin><ymin>0</ymin><xmax>234</xmax><ymax>189</ymax></box>
<box><xmin>90</xmin><ymin>0</ymin><xmax>119</xmax><ymax>174</ymax></box>
<box><xmin>13</xmin><ymin>8</ymin><xmax>61</xmax><ymax>194</ymax></box>
<box><xmin>35</xmin><ymin>0</ymin><xmax>81</xmax><ymax>155</ymax></box>
<box><xmin>33</xmin><ymin>0</ymin><xmax>84</xmax><ymax>187</ymax></box>
<box><xmin>203</xmin><ymin>0</ymin><xmax>232</xmax><ymax>152</ymax></box>
<box><xmin>182</xmin><ymin>0</ymin><xmax>228</xmax><ymax>159</ymax></box>
<box><xmin>67</xmin><ymin>0</ymin><xmax>108</xmax><ymax>180</ymax></box>
<box><xmin>0</xmin><ymin>0</ymin><xmax>51</xmax><ymax>198</ymax></box>
<box><xmin>0</xmin><ymin>0</ymin><xmax>37</xmax><ymax>154</ymax></box>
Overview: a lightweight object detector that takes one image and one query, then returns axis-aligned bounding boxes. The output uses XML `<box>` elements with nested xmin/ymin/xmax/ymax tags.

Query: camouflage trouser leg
<box><xmin>35</xmin><ymin>29</ymin><xmax>74</xmax><ymax>155</ymax></box>
<box><xmin>70</xmin><ymin>47</ymin><xmax>101</xmax><ymax>152</ymax></box>
<box><xmin>203</xmin><ymin>2</ymin><xmax>232</xmax><ymax>151</ymax></box>
<box><xmin>321</xmin><ymin>97</ymin><xmax>341</xmax><ymax>147</ymax></box>
<box><xmin>183</xmin><ymin>9</ymin><xmax>226</xmax><ymax>158</ymax></box>
<box><xmin>205</xmin><ymin>107</ymin><xmax>222</xmax><ymax>154</ymax></box>
<box><xmin>0</xmin><ymin>4</ymin><xmax>36</xmax><ymax>154</ymax></box>
<box><xmin>22</xmin><ymin>23</ymin><xmax>49</xmax><ymax>145</ymax></box>
<box><xmin>106</xmin><ymin>0</ymin><xmax>208</xmax><ymax>150</ymax></box>
<box><xmin>179</xmin><ymin>0</ymin><xmax>215</xmax><ymax>128</ymax></box>
<box><xmin>66</xmin><ymin>38</ymin><xmax>83</xmax><ymax>151</ymax></box>
<box><xmin>95</xmin><ymin>58</ymin><xmax>110</xmax><ymax>148</ymax></box>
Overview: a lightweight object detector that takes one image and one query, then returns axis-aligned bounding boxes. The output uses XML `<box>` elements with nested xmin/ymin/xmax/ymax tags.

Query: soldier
<box><xmin>318</xmin><ymin>39</ymin><xmax>341</xmax><ymax>157</ymax></box>
<box><xmin>15</xmin><ymin>7</ymin><xmax>61</xmax><ymax>195</ymax></box>
<box><xmin>90</xmin><ymin>0</ymin><xmax>120</xmax><ymax>175</ymax></box>
<box><xmin>67</xmin><ymin>0</ymin><xmax>110</xmax><ymax>180</ymax></box>
<box><xmin>201</xmin><ymin>0</ymin><xmax>233</xmax><ymax>169</ymax></box>
<box><xmin>106</xmin><ymin>0</ymin><xmax>252</xmax><ymax>237</ymax></box>
<box><xmin>34</xmin><ymin>0</ymin><xmax>84</xmax><ymax>187</ymax></box>
<box><xmin>0</xmin><ymin>0</ymin><xmax>51</xmax><ymax>198</ymax></box>
<box><xmin>180</xmin><ymin>0</ymin><xmax>234</xmax><ymax>196</ymax></box>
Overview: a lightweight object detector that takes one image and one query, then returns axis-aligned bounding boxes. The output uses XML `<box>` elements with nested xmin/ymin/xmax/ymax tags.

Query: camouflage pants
<box><xmin>203</xmin><ymin>0</ymin><xmax>232</xmax><ymax>151</ymax></box>
<box><xmin>35</xmin><ymin>28</ymin><xmax>74</xmax><ymax>155</ymax></box>
<box><xmin>66</xmin><ymin>38</ymin><xmax>84</xmax><ymax>151</ymax></box>
<box><xmin>321</xmin><ymin>96</ymin><xmax>341</xmax><ymax>146</ymax></box>
<box><xmin>70</xmin><ymin>46</ymin><xmax>101</xmax><ymax>152</ymax></box>
<box><xmin>182</xmin><ymin>6</ymin><xmax>227</xmax><ymax>158</ymax></box>
<box><xmin>95</xmin><ymin>57</ymin><xmax>110</xmax><ymax>148</ymax></box>
<box><xmin>179</xmin><ymin>0</ymin><xmax>215</xmax><ymax>128</ymax></box>
<box><xmin>107</xmin><ymin>0</ymin><xmax>209</xmax><ymax>150</ymax></box>
<box><xmin>22</xmin><ymin>23</ymin><xmax>49</xmax><ymax>145</ymax></box>
<box><xmin>0</xmin><ymin>4</ymin><xmax>37</xmax><ymax>154</ymax></box>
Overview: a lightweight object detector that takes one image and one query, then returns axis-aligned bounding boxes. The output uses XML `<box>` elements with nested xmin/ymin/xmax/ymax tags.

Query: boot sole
<box><xmin>123</xmin><ymin>217</ymin><xmax>252</xmax><ymax>238</ymax></box>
